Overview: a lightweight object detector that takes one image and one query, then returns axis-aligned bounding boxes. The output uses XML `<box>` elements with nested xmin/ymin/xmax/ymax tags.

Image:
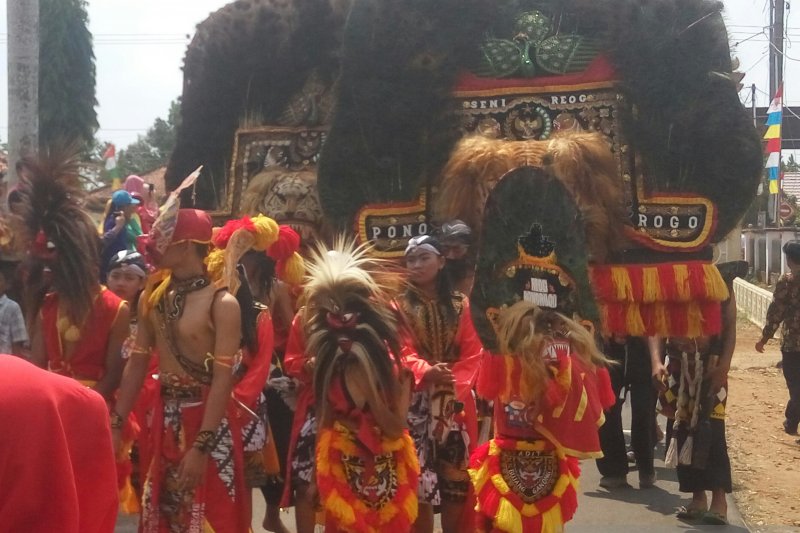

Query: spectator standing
<box><xmin>0</xmin><ymin>270</ymin><xmax>28</xmax><ymax>356</ymax></box>
<box><xmin>596</xmin><ymin>336</ymin><xmax>656</xmax><ymax>489</ymax></box>
<box><xmin>756</xmin><ymin>240</ymin><xmax>800</xmax><ymax>435</ymax></box>
<box><xmin>101</xmin><ymin>190</ymin><xmax>142</xmax><ymax>282</ymax></box>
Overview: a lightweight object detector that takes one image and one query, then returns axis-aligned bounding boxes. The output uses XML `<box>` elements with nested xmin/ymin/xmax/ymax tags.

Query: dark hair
<box><xmin>437</xmin><ymin>219</ymin><xmax>473</xmax><ymax>245</ymax></box>
<box><xmin>242</xmin><ymin>250</ymin><xmax>276</xmax><ymax>300</ymax></box>
<box><xmin>407</xmin><ymin>235</ymin><xmax>457</xmax><ymax>319</ymax></box>
<box><xmin>784</xmin><ymin>241</ymin><xmax>800</xmax><ymax>263</ymax></box>
<box><xmin>235</xmin><ymin>264</ymin><xmax>259</xmax><ymax>354</ymax></box>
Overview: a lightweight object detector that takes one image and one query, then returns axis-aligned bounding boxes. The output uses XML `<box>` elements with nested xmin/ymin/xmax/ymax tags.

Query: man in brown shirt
<box><xmin>756</xmin><ymin>241</ymin><xmax>800</xmax><ymax>435</ymax></box>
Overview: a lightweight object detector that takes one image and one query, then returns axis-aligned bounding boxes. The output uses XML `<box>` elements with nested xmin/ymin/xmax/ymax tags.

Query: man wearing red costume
<box><xmin>113</xmin><ymin>181</ymin><xmax>250</xmax><ymax>532</ymax></box>
<box><xmin>17</xmin><ymin>155</ymin><xmax>133</xmax><ymax>513</ymax></box>
<box><xmin>398</xmin><ymin>235</ymin><xmax>483</xmax><ymax>533</ymax></box>
<box><xmin>17</xmin><ymin>156</ymin><xmax>130</xmax><ymax>401</ymax></box>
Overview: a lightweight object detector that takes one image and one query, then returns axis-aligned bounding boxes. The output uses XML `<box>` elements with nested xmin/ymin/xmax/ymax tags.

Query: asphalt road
<box><xmin>118</xmin><ymin>404</ymin><xmax>752</xmax><ymax>533</ymax></box>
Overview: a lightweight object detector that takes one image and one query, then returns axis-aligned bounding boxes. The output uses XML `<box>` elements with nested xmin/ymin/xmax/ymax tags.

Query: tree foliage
<box><xmin>117</xmin><ymin>99</ymin><xmax>181</xmax><ymax>176</ymax></box>
<box><xmin>39</xmin><ymin>0</ymin><xmax>98</xmax><ymax>151</ymax></box>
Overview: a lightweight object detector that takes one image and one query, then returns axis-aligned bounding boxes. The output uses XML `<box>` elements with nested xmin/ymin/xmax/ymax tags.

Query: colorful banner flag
<box><xmin>102</xmin><ymin>143</ymin><xmax>121</xmax><ymax>190</ymax></box>
<box><xmin>764</xmin><ymin>86</ymin><xmax>783</xmax><ymax>195</ymax></box>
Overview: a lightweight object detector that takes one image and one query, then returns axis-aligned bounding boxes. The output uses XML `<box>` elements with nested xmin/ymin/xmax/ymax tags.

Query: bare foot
<box><xmin>263</xmin><ymin>506</ymin><xmax>290</xmax><ymax>533</ymax></box>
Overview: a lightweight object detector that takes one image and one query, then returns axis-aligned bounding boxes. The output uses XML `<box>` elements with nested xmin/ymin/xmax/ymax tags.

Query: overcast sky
<box><xmin>0</xmin><ymin>1</ymin><xmax>792</xmax><ymax>148</ymax></box>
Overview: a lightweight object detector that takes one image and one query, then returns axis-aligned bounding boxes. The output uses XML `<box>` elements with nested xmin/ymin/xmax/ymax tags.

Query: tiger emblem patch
<box><xmin>500</xmin><ymin>449</ymin><xmax>559</xmax><ymax>503</ymax></box>
<box><xmin>342</xmin><ymin>451</ymin><xmax>399</xmax><ymax>509</ymax></box>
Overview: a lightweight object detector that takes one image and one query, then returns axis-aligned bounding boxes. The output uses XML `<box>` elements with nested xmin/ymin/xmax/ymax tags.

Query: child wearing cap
<box><xmin>101</xmin><ymin>190</ymin><xmax>143</xmax><ymax>281</ymax></box>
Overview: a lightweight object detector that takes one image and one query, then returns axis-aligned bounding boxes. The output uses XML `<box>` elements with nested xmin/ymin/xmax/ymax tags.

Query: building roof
<box><xmin>783</xmin><ymin>172</ymin><xmax>800</xmax><ymax>201</ymax></box>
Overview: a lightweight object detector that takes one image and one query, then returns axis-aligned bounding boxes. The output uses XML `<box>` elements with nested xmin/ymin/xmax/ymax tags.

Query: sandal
<box><xmin>676</xmin><ymin>506</ymin><xmax>706</xmax><ymax>520</ymax></box>
<box><xmin>701</xmin><ymin>511</ymin><xmax>728</xmax><ymax>525</ymax></box>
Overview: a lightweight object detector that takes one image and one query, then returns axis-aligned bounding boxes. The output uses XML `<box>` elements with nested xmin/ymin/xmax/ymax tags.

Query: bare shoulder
<box><xmin>212</xmin><ymin>289</ymin><xmax>241</xmax><ymax>317</ymax></box>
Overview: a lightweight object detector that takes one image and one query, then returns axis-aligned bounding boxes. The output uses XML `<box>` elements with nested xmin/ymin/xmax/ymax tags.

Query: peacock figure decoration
<box><xmin>473</xmin><ymin>10</ymin><xmax>602</xmax><ymax>78</ymax></box>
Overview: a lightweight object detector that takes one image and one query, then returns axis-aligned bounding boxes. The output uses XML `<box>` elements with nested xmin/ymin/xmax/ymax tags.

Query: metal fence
<box><xmin>733</xmin><ymin>278</ymin><xmax>778</xmax><ymax>336</ymax></box>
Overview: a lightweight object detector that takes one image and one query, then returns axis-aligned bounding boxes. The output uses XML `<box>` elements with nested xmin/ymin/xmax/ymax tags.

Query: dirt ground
<box><xmin>727</xmin><ymin>318</ymin><xmax>800</xmax><ymax>531</ymax></box>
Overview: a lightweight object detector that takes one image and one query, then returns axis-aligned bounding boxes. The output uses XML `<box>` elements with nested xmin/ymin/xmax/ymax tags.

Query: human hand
<box><xmin>755</xmin><ymin>340</ymin><xmax>766</xmax><ymax>353</ymax></box>
<box><xmin>423</xmin><ymin>362</ymin><xmax>454</xmax><ymax>387</ymax></box>
<box><xmin>114</xmin><ymin>212</ymin><xmax>125</xmax><ymax>228</ymax></box>
<box><xmin>706</xmin><ymin>364</ymin><xmax>729</xmax><ymax>395</ymax></box>
<box><xmin>651</xmin><ymin>362</ymin><xmax>668</xmax><ymax>393</ymax></box>
<box><xmin>303</xmin><ymin>357</ymin><xmax>315</xmax><ymax>374</ymax></box>
<box><xmin>178</xmin><ymin>448</ymin><xmax>207</xmax><ymax>491</ymax></box>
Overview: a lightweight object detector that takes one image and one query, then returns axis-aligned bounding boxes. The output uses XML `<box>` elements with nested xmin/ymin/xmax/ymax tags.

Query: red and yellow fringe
<box><xmin>316</xmin><ymin>423</ymin><xmax>420</xmax><ymax>533</ymax></box>
<box><xmin>468</xmin><ymin>438</ymin><xmax>580</xmax><ymax>533</ymax></box>
<box><xmin>590</xmin><ymin>262</ymin><xmax>729</xmax><ymax>337</ymax></box>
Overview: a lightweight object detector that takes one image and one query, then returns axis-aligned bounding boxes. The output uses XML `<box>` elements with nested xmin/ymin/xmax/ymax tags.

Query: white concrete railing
<box><xmin>733</xmin><ymin>278</ymin><xmax>778</xmax><ymax>337</ymax></box>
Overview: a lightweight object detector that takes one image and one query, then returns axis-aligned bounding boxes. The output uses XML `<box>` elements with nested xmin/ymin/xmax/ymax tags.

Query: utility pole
<box><xmin>7</xmin><ymin>0</ymin><xmax>40</xmax><ymax>188</ymax></box>
<box><xmin>770</xmin><ymin>0</ymin><xmax>785</xmax><ymax>97</ymax></box>
<box><xmin>752</xmin><ymin>83</ymin><xmax>758</xmax><ymax>127</ymax></box>
<box><xmin>768</xmin><ymin>1</ymin><xmax>786</xmax><ymax>226</ymax></box>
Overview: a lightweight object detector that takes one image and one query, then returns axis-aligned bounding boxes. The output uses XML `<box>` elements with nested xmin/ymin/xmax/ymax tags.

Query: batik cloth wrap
<box><xmin>398</xmin><ymin>292</ymin><xmax>483</xmax><ymax>503</ymax></box>
<box><xmin>140</xmin><ymin>371</ymin><xmax>250</xmax><ymax>533</ymax></box>
<box><xmin>469</xmin><ymin>438</ymin><xmax>579</xmax><ymax>533</ymax></box>
<box><xmin>316</xmin><ymin>421</ymin><xmax>420</xmax><ymax>533</ymax></box>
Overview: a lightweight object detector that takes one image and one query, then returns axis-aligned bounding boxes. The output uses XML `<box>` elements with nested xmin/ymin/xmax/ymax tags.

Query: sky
<box><xmin>0</xmin><ymin>1</ymin><xmax>792</xmax><ymax>149</ymax></box>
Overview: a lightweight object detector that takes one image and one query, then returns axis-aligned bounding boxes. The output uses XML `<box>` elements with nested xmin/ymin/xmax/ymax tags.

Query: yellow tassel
<box><xmin>144</xmin><ymin>270</ymin><xmax>172</xmax><ymax>317</ymax></box>
<box><xmin>625</xmin><ymin>304</ymin><xmax>646</xmax><ymax>336</ymax></box>
<box><xmin>496</xmin><ymin>498</ymin><xmax>523</xmax><ymax>533</ymax></box>
<box><xmin>327</xmin><ymin>489</ymin><xmax>357</xmax><ymax>526</ymax></box>
<box><xmin>703</xmin><ymin>264</ymin><xmax>730</xmax><ymax>301</ymax></box>
<box><xmin>402</xmin><ymin>491</ymin><xmax>418</xmax><ymax>523</ymax></box>
<box><xmin>552</xmin><ymin>472</ymin><xmax>570</xmax><ymax>497</ymax></box>
<box><xmin>653</xmin><ymin>304</ymin><xmax>669</xmax><ymax>336</ymax></box>
<box><xmin>491</xmin><ymin>473</ymin><xmax>511</xmax><ymax>495</ymax></box>
<box><xmin>686</xmin><ymin>302</ymin><xmax>703</xmax><ymax>337</ymax></box>
<box><xmin>521</xmin><ymin>502</ymin><xmax>540</xmax><ymax>517</ymax></box>
<box><xmin>205</xmin><ymin>248</ymin><xmax>226</xmax><ymax>284</ymax></box>
<box><xmin>641</xmin><ymin>267</ymin><xmax>662</xmax><ymax>303</ymax></box>
<box><xmin>541</xmin><ymin>504</ymin><xmax>564</xmax><ymax>533</ymax></box>
<box><xmin>379</xmin><ymin>500</ymin><xmax>400</xmax><ymax>522</ymax></box>
<box><xmin>250</xmin><ymin>215</ymin><xmax>280</xmax><ymax>251</ymax></box>
<box><xmin>469</xmin><ymin>460</ymin><xmax>491</xmax><ymax>495</ymax></box>
<box><xmin>611</xmin><ymin>267</ymin><xmax>634</xmax><ymax>302</ymax></box>
<box><xmin>673</xmin><ymin>264</ymin><xmax>690</xmax><ymax>302</ymax></box>
<box><xmin>282</xmin><ymin>252</ymin><xmax>306</xmax><ymax>285</ymax></box>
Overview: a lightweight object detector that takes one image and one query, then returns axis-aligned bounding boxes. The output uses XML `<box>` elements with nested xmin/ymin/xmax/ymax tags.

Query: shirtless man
<box><xmin>113</xmin><ymin>209</ymin><xmax>250</xmax><ymax>532</ymax></box>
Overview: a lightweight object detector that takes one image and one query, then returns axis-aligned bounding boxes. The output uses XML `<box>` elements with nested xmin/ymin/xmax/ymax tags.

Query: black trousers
<box><xmin>596</xmin><ymin>337</ymin><xmax>655</xmax><ymax>477</ymax></box>
<box><xmin>782</xmin><ymin>350</ymin><xmax>800</xmax><ymax>429</ymax></box>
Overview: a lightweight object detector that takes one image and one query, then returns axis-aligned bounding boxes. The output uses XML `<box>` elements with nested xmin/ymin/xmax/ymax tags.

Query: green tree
<box><xmin>38</xmin><ymin>0</ymin><xmax>98</xmax><ymax>151</ymax></box>
<box><xmin>118</xmin><ymin>99</ymin><xmax>181</xmax><ymax>175</ymax></box>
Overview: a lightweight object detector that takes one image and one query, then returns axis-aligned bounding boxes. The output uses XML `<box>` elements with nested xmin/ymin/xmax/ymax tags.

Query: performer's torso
<box><xmin>400</xmin><ymin>288</ymin><xmax>465</xmax><ymax>364</ymax></box>
<box><xmin>152</xmin><ymin>282</ymin><xmax>219</xmax><ymax>382</ymax></box>
<box><xmin>42</xmin><ymin>288</ymin><xmax>123</xmax><ymax>381</ymax></box>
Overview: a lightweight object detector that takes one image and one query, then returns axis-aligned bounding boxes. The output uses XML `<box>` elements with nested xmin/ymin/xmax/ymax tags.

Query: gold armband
<box><xmin>203</xmin><ymin>350</ymin><xmax>241</xmax><ymax>371</ymax></box>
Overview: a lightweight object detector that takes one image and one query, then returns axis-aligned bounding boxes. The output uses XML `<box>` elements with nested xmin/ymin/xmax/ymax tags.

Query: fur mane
<box><xmin>435</xmin><ymin>132</ymin><xmax>629</xmax><ymax>262</ymax></box>
<box><xmin>302</xmin><ymin>238</ymin><xmax>404</xmax><ymax>426</ymax></box>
